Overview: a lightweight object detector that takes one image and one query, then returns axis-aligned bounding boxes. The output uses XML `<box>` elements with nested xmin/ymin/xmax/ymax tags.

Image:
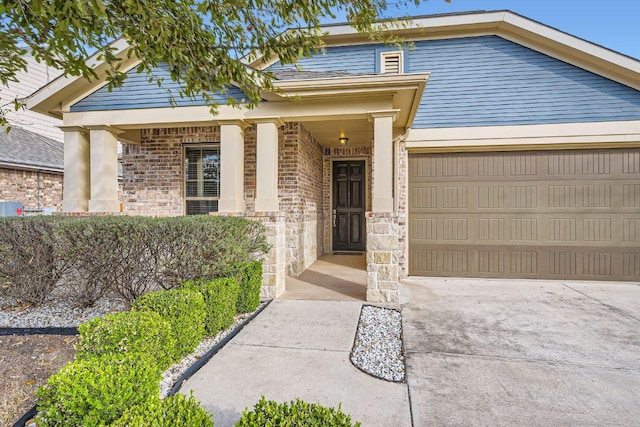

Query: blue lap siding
<box><xmin>268</xmin><ymin>36</ymin><xmax>640</xmax><ymax>128</ymax></box>
<box><xmin>70</xmin><ymin>63</ymin><xmax>247</xmax><ymax>112</ymax></box>
<box><xmin>71</xmin><ymin>36</ymin><xmax>640</xmax><ymax>128</ymax></box>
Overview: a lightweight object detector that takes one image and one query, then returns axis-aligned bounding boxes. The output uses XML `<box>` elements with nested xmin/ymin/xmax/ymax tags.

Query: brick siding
<box><xmin>0</xmin><ymin>167</ymin><xmax>63</xmax><ymax>211</ymax></box>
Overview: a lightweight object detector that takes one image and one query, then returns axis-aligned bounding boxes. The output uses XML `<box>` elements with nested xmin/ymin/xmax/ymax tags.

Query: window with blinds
<box><xmin>380</xmin><ymin>51</ymin><xmax>404</xmax><ymax>74</ymax></box>
<box><xmin>184</xmin><ymin>144</ymin><xmax>220</xmax><ymax>215</ymax></box>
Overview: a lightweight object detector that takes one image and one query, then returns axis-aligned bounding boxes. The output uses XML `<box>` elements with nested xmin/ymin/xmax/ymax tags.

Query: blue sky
<box><xmin>331</xmin><ymin>0</ymin><xmax>640</xmax><ymax>60</ymax></box>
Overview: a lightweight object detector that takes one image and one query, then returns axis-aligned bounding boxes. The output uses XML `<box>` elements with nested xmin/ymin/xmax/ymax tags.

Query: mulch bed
<box><xmin>0</xmin><ymin>334</ymin><xmax>77</xmax><ymax>426</ymax></box>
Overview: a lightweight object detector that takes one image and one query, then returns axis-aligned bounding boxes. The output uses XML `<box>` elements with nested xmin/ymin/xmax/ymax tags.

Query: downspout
<box><xmin>37</xmin><ymin>170</ymin><xmax>41</xmax><ymax>210</ymax></box>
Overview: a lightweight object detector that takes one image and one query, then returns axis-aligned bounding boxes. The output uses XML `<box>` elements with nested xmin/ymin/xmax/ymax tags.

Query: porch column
<box><xmin>366</xmin><ymin>111</ymin><xmax>400</xmax><ymax>303</ymax></box>
<box><xmin>370</xmin><ymin>111</ymin><xmax>397</xmax><ymax>212</ymax></box>
<box><xmin>218</xmin><ymin>120</ymin><xmax>247</xmax><ymax>212</ymax></box>
<box><xmin>87</xmin><ymin>126</ymin><xmax>121</xmax><ymax>213</ymax></box>
<box><xmin>254</xmin><ymin>118</ymin><xmax>283</xmax><ymax>212</ymax></box>
<box><xmin>60</xmin><ymin>126</ymin><xmax>90</xmax><ymax>212</ymax></box>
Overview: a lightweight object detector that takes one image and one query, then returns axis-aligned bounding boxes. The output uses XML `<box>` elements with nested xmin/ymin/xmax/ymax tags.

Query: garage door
<box><xmin>408</xmin><ymin>149</ymin><xmax>640</xmax><ymax>280</ymax></box>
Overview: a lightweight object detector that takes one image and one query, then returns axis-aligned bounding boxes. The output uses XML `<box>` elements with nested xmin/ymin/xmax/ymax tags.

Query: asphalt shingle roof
<box><xmin>272</xmin><ymin>69</ymin><xmax>375</xmax><ymax>80</ymax></box>
<box><xmin>0</xmin><ymin>126</ymin><xmax>63</xmax><ymax>172</ymax></box>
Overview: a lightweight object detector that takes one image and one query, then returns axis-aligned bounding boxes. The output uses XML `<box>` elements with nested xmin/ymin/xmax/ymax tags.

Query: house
<box><xmin>0</xmin><ymin>126</ymin><xmax>64</xmax><ymax>212</ymax></box>
<box><xmin>0</xmin><ymin>56</ymin><xmax>65</xmax><ymax>213</ymax></box>
<box><xmin>26</xmin><ymin>11</ymin><xmax>640</xmax><ymax>301</ymax></box>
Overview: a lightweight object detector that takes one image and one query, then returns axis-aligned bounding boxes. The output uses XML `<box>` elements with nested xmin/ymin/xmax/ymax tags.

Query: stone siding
<box><xmin>366</xmin><ymin>212</ymin><xmax>400</xmax><ymax>302</ymax></box>
<box><xmin>322</xmin><ymin>146</ymin><xmax>372</xmax><ymax>253</ymax></box>
<box><xmin>0</xmin><ymin>167</ymin><xmax>63</xmax><ymax>211</ymax></box>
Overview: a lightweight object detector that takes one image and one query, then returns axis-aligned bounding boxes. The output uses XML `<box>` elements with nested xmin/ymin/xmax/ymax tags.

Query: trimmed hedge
<box><xmin>112</xmin><ymin>394</ymin><xmax>213</xmax><ymax>427</ymax></box>
<box><xmin>229</xmin><ymin>261</ymin><xmax>263</xmax><ymax>314</ymax></box>
<box><xmin>36</xmin><ymin>355</ymin><xmax>161</xmax><ymax>427</ymax></box>
<box><xmin>0</xmin><ymin>215</ymin><xmax>269</xmax><ymax>306</ymax></box>
<box><xmin>133</xmin><ymin>288</ymin><xmax>206</xmax><ymax>359</ymax></box>
<box><xmin>76</xmin><ymin>310</ymin><xmax>176</xmax><ymax>370</ymax></box>
<box><xmin>0</xmin><ymin>217</ymin><xmax>67</xmax><ymax>305</ymax></box>
<box><xmin>182</xmin><ymin>277</ymin><xmax>239</xmax><ymax>335</ymax></box>
<box><xmin>237</xmin><ymin>396</ymin><xmax>361</xmax><ymax>427</ymax></box>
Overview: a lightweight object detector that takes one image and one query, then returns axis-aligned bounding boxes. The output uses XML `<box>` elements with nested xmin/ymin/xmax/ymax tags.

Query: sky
<box><xmin>329</xmin><ymin>0</ymin><xmax>640</xmax><ymax>60</ymax></box>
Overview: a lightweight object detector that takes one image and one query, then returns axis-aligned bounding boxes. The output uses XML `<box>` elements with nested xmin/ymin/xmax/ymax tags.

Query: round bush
<box><xmin>133</xmin><ymin>288</ymin><xmax>206</xmax><ymax>359</ymax></box>
<box><xmin>182</xmin><ymin>277</ymin><xmax>239</xmax><ymax>336</ymax></box>
<box><xmin>76</xmin><ymin>310</ymin><xmax>176</xmax><ymax>370</ymax></box>
<box><xmin>36</xmin><ymin>355</ymin><xmax>161</xmax><ymax>427</ymax></box>
<box><xmin>237</xmin><ymin>396</ymin><xmax>361</xmax><ymax>427</ymax></box>
<box><xmin>112</xmin><ymin>394</ymin><xmax>213</xmax><ymax>427</ymax></box>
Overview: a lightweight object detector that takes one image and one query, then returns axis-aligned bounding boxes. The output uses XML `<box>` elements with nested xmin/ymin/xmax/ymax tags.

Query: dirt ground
<box><xmin>0</xmin><ymin>334</ymin><xmax>77</xmax><ymax>426</ymax></box>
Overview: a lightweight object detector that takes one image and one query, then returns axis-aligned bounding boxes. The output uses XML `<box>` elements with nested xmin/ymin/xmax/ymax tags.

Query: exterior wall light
<box><xmin>338</xmin><ymin>137</ymin><xmax>349</xmax><ymax>146</ymax></box>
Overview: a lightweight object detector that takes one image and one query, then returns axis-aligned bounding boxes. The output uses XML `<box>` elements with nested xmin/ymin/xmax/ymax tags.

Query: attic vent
<box><xmin>380</xmin><ymin>51</ymin><xmax>403</xmax><ymax>74</ymax></box>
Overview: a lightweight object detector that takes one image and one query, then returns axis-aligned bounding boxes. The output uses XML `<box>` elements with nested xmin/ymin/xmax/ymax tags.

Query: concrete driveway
<box><xmin>401</xmin><ymin>278</ymin><xmax>640</xmax><ymax>427</ymax></box>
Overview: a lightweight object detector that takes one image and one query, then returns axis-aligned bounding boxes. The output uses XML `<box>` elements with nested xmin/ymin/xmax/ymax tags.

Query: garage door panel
<box><xmin>409</xmin><ymin>243</ymin><xmax>640</xmax><ymax>280</ymax></box>
<box><xmin>409</xmin><ymin>149</ymin><xmax>640</xmax><ymax>281</ymax></box>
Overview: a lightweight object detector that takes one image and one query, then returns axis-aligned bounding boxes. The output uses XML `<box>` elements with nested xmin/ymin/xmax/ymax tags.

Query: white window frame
<box><xmin>183</xmin><ymin>143</ymin><xmax>221</xmax><ymax>215</ymax></box>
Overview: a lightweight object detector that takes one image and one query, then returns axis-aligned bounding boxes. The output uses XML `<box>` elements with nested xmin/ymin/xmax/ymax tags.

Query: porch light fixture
<box><xmin>338</xmin><ymin>136</ymin><xmax>349</xmax><ymax>146</ymax></box>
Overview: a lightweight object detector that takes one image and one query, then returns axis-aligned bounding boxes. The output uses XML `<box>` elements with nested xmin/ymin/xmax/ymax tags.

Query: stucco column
<box><xmin>370</xmin><ymin>111</ymin><xmax>398</xmax><ymax>212</ymax></box>
<box><xmin>87</xmin><ymin>125</ymin><xmax>121</xmax><ymax>213</ymax></box>
<box><xmin>218</xmin><ymin>120</ymin><xmax>248</xmax><ymax>212</ymax></box>
<box><xmin>60</xmin><ymin>126</ymin><xmax>90</xmax><ymax>212</ymax></box>
<box><xmin>254</xmin><ymin>118</ymin><xmax>284</xmax><ymax>212</ymax></box>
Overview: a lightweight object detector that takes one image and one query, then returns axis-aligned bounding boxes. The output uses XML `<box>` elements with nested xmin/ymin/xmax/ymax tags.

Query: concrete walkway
<box><xmin>401</xmin><ymin>278</ymin><xmax>640</xmax><ymax>427</ymax></box>
<box><xmin>181</xmin><ymin>299</ymin><xmax>410</xmax><ymax>426</ymax></box>
<box><xmin>183</xmin><ymin>277</ymin><xmax>640</xmax><ymax>426</ymax></box>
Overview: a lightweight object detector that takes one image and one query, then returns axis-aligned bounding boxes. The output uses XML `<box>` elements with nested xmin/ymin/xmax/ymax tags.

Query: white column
<box><xmin>60</xmin><ymin>126</ymin><xmax>90</xmax><ymax>212</ymax></box>
<box><xmin>255</xmin><ymin>119</ymin><xmax>283</xmax><ymax>212</ymax></box>
<box><xmin>370</xmin><ymin>111</ymin><xmax>397</xmax><ymax>212</ymax></box>
<box><xmin>87</xmin><ymin>125</ymin><xmax>121</xmax><ymax>213</ymax></box>
<box><xmin>218</xmin><ymin>120</ymin><xmax>247</xmax><ymax>212</ymax></box>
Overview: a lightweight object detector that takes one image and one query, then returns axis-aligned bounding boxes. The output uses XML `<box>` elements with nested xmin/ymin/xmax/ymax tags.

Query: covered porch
<box><xmin>28</xmin><ymin>73</ymin><xmax>428</xmax><ymax>302</ymax></box>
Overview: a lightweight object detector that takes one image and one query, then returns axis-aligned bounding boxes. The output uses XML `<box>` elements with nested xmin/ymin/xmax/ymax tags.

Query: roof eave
<box><xmin>26</xmin><ymin>38</ymin><xmax>138</xmax><ymax>118</ymax></box>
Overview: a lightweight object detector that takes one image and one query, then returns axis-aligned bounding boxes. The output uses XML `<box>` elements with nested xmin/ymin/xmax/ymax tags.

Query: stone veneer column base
<box><xmin>252</xmin><ymin>212</ymin><xmax>286</xmax><ymax>299</ymax></box>
<box><xmin>212</xmin><ymin>211</ymin><xmax>286</xmax><ymax>299</ymax></box>
<box><xmin>366</xmin><ymin>212</ymin><xmax>400</xmax><ymax>303</ymax></box>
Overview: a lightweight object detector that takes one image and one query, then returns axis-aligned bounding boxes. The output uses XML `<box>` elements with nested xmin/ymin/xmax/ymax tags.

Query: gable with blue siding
<box><xmin>268</xmin><ymin>36</ymin><xmax>640</xmax><ymax>128</ymax></box>
<box><xmin>71</xmin><ymin>63</ymin><xmax>247</xmax><ymax>112</ymax></box>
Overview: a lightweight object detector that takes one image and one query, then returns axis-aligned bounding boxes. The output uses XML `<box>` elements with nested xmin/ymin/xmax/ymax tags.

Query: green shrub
<box><xmin>236</xmin><ymin>396</ymin><xmax>361</xmax><ymax>427</ymax></box>
<box><xmin>36</xmin><ymin>355</ymin><xmax>160</xmax><ymax>427</ymax></box>
<box><xmin>182</xmin><ymin>278</ymin><xmax>239</xmax><ymax>335</ymax></box>
<box><xmin>76</xmin><ymin>310</ymin><xmax>176</xmax><ymax>370</ymax></box>
<box><xmin>0</xmin><ymin>215</ymin><xmax>269</xmax><ymax>306</ymax></box>
<box><xmin>53</xmin><ymin>216</ymin><xmax>160</xmax><ymax>305</ymax></box>
<box><xmin>228</xmin><ymin>261</ymin><xmax>262</xmax><ymax>314</ymax></box>
<box><xmin>0</xmin><ymin>217</ymin><xmax>67</xmax><ymax>305</ymax></box>
<box><xmin>133</xmin><ymin>288</ymin><xmax>206</xmax><ymax>359</ymax></box>
<box><xmin>112</xmin><ymin>393</ymin><xmax>213</xmax><ymax>427</ymax></box>
<box><xmin>155</xmin><ymin>215</ymin><xmax>269</xmax><ymax>287</ymax></box>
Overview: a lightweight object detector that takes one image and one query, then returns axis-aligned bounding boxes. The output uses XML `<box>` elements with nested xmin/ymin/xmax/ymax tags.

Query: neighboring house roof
<box><xmin>26</xmin><ymin>10</ymin><xmax>640</xmax><ymax>118</ymax></box>
<box><xmin>0</xmin><ymin>126</ymin><xmax>64</xmax><ymax>173</ymax></box>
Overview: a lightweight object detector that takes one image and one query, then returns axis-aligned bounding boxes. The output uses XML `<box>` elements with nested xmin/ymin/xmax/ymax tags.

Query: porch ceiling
<box><xmin>302</xmin><ymin>118</ymin><xmax>372</xmax><ymax>148</ymax></box>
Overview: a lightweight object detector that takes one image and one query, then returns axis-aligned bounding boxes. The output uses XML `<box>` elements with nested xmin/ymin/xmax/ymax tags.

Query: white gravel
<box><xmin>1</xmin><ymin>292</ymin><xmax>264</xmax><ymax>396</ymax></box>
<box><xmin>350</xmin><ymin>305</ymin><xmax>405</xmax><ymax>382</ymax></box>
<box><xmin>0</xmin><ymin>294</ymin><xmax>127</xmax><ymax>328</ymax></box>
<box><xmin>159</xmin><ymin>303</ymin><xmax>265</xmax><ymax>398</ymax></box>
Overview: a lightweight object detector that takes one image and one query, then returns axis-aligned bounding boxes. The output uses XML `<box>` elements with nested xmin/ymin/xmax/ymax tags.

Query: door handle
<box><xmin>332</xmin><ymin>209</ymin><xmax>336</xmax><ymax>228</ymax></box>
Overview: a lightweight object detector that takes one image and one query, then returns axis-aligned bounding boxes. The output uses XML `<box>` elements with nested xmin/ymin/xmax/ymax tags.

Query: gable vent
<box><xmin>381</xmin><ymin>51</ymin><xmax>403</xmax><ymax>74</ymax></box>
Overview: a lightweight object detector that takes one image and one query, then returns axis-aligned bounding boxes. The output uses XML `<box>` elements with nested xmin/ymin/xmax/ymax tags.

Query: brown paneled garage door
<box><xmin>408</xmin><ymin>149</ymin><xmax>640</xmax><ymax>280</ymax></box>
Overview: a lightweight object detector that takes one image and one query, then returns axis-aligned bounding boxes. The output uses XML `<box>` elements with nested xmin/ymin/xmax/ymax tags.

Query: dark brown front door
<box><xmin>333</xmin><ymin>160</ymin><xmax>365</xmax><ymax>252</ymax></box>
